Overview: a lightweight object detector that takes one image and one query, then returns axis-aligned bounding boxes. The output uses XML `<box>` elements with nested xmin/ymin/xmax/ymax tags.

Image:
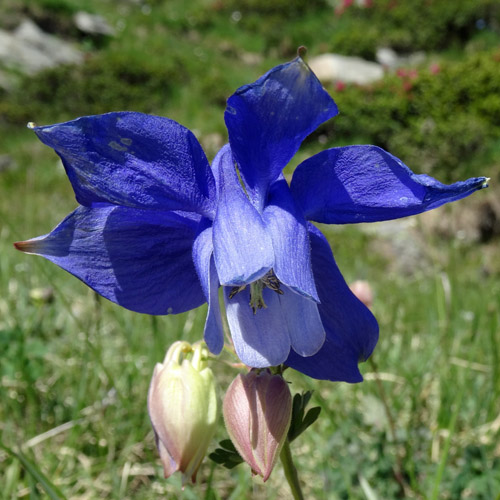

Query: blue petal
<box><xmin>285</xmin><ymin>225</ymin><xmax>379</xmax><ymax>382</ymax></box>
<box><xmin>192</xmin><ymin>221</ymin><xmax>224</xmax><ymax>354</ymax></box>
<box><xmin>225</xmin><ymin>57</ymin><xmax>338</xmax><ymax>208</ymax></box>
<box><xmin>264</xmin><ymin>178</ymin><xmax>318</xmax><ymax>301</ymax></box>
<box><xmin>212</xmin><ymin>145</ymin><xmax>274</xmax><ymax>286</ymax></box>
<box><xmin>279</xmin><ymin>287</ymin><xmax>325</xmax><ymax>357</ymax></box>
<box><xmin>33</xmin><ymin>112</ymin><xmax>216</xmax><ymax>218</ymax></box>
<box><xmin>291</xmin><ymin>145</ymin><xmax>489</xmax><ymax>224</ymax></box>
<box><xmin>15</xmin><ymin>205</ymin><xmax>206</xmax><ymax>315</ymax></box>
<box><xmin>223</xmin><ymin>287</ymin><xmax>290</xmax><ymax>367</ymax></box>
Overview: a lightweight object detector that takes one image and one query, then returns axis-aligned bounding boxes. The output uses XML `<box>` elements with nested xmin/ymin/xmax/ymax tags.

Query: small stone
<box><xmin>376</xmin><ymin>47</ymin><xmax>426</xmax><ymax>69</ymax></box>
<box><xmin>375</xmin><ymin>47</ymin><xmax>398</xmax><ymax>68</ymax></box>
<box><xmin>73</xmin><ymin>11</ymin><xmax>115</xmax><ymax>36</ymax></box>
<box><xmin>29</xmin><ymin>287</ymin><xmax>54</xmax><ymax>303</ymax></box>
<box><xmin>0</xmin><ymin>19</ymin><xmax>83</xmax><ymax>76</ymax></box>
<box><xmin>308</xmin><ymin>53</ymin><xmax>384</xmax><ymax>85</ymax></box>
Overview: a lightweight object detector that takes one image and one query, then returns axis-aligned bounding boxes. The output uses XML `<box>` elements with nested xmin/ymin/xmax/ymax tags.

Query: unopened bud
<box><xmin>148</xmin><ymin>341</ymin><xmax>218</xmax><ymax>483</ymax></box>
<box><xmin>223</xmin><ymin>369</ymin><xmax>292</xmax><ymax>481</ymax></box>
<box><xmin>349</xmin><ymin>280</ymin><xmax>374</xmax><ymax>309</ymax></box>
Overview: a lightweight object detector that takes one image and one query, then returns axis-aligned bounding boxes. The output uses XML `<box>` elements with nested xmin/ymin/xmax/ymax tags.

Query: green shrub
<box><xmin>330</xmin><ymin>0</ymin><xmax>500</xmax><ymax>58</ymax></box>
<box><xmin>0</xmin><ymin>50</ymin><xmax>183</xmax><ymax>124</ymax></box>
<box><xmin>221</xmin><ymin>0</ymin><xmax>328</xmax><ymax>16</ymax></box>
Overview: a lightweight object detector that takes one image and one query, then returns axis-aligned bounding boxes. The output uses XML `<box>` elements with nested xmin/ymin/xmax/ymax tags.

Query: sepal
<box><xmin>148</xmin><ymin>341</ymin><xmax>219</xmax><ymax>484</ymax></box>
<box><xmin>223</xmin><ymin>369</ymin><xmax>292</xmax><ymax>482</ymax></box>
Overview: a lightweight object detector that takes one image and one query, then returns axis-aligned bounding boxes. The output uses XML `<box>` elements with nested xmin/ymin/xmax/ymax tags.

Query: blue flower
<box><xmin>15</xmin><ymin>56</ymin><xmax>488</xmax><ymax>382</ymax></box>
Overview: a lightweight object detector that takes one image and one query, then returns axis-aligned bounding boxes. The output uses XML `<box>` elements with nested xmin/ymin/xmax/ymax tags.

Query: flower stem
<box><xmin>280</xmin><ymin>439</ymin><xmax>304</xmax><ymax>500</ymax></box>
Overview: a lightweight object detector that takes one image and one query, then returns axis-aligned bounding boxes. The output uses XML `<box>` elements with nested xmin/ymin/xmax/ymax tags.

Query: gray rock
<box><xmin>375</xmin><ymin>47</ymin><xmax>399</xmax><ymax>68</ymax></box>
<box><xmin>308</xmin><ymin>53</ymin><xmax>384</xmax><ymax>85</ymax></box>
<box><xmin>0</xmin><ymin>19</ymin><xmax>83</xmax><ymax>76</ymax></box>
<box><xmin>376</xmin><ymin>47</ymin><xmax>426</xmax><ymax>69</ymax></box>
<box><xmin>73</xmin><ymin>11</ymin><xmax>115</xmax><ymax>36</ymax></box>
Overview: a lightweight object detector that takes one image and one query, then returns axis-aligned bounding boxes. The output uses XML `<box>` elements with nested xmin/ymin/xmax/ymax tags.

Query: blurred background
<box><xmin>0</xmin><ymin>0</ymin><xmax>499</xmax><ymax>498</ymax></box>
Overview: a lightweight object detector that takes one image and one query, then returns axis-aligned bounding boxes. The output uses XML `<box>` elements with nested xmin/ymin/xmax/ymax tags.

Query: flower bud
<box><xmin>223</xmin><ymin>369</ymin><xmax>292</xmax><ymax>482</ymax></box>
<box><xmin>148</xmin><ymin>341</ymin><xmax>218</xmax><ymax>483</ymax></box>
<box><xmin>349</xmin><ymin>280</ymin><xmax>374</xmax><ymax>309</ymax></box>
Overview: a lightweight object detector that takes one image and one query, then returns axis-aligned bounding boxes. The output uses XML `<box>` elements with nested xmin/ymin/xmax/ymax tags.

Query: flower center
<box><xmin>228</xmin><ymin>270</ymin><xmax>284</xmax><ymax>314</ymax></box>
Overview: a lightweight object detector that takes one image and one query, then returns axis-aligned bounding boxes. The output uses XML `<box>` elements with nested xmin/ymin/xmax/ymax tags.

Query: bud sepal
<box><xmin>148</xmin><ymin>341</ymin><xmax>218</xmax><ymax>483</ymax></box>
<box><xmin>223</xmin><ymin>369</ymin><xmax>292</xmax><ymax>482</ymax></box>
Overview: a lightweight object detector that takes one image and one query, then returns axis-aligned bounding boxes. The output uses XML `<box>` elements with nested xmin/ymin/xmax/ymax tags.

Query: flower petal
<box><xmin>157</xmin><ymin>440</ymin><xmax>179</xmax><ymax>479</ymax></box>
<box><xmin>225</xmin><ymin>57</ymin><xmax>338</xmax><ymax>208</ymax></box>
<box><xmin>192</xmin><ymin>221</ymin><xmax>224</xmax><ymax>354</ymax></box>
<box><xmin>291</xmin><ymin>145</ymin><xmax>489</xmax><ymax>224</ymax></box>
<box><xmin>33</xmin><ymin>112</ymin><xmax>216</xmax><ymax>217</ymax></box>
<box><xmin>224</xmin><ymin>287</ymin><xmax>290</xmax><ymax>368</ymax></box>
<box><xmin>279</xmin><ymin>287</ymin><xmax>325</xmax><ymax>357</ymax></box>
<box><xmin>285</xmin><ymin>225</ymin><xmax>379</xmax><ymax>382</ymax></box>
<box><xmin>15</xmin><ymin>205</ymin><xmax>205</xmax><ymax>315</ymax></box>
<box><xmin>212</xmin><ymin>145</ymin><xmax>274</xmax><ymax>286</ymax></box>
<box><xmin>264</xmin><ymin>178</ymin><xmax>318</xmax><ymax>301</ymax></box>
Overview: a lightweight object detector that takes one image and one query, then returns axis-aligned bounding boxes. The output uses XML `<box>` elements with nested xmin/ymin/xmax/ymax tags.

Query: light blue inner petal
<box><xmin>264</xmin><ymin>178</ymin><xmax>318</xmax><ymax>301</ymax></box>
<box><xmin>224</xmin><ymin>287</ymin><xmax>291</xmax><ymax>367</ymax></box>
<box><xmin>192</xmin><ymin>223</ymin><xmax>224</xmax><ymax>354</ymax></box>
<box><xmin>212</xmin><ymin>145</ymin><xmax>274</xmax><ymax>286</ymax></box>
<box><xmin>279</xmin><ymin>286</ymin><xmax>325</xmax><ymax>356</ymax></box>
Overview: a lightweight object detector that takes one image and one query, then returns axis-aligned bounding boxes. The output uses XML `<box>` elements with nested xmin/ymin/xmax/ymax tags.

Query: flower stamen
<box><xmin>228</xmin><ymin>270</ymin><xmax>284</xmax><ymax>314</ymax></box>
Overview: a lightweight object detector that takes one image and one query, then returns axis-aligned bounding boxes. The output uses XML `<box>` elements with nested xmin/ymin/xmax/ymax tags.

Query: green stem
<box><xmin>280</xmin><ymin>439</ymin><xmax>304</xmax><ymax>500</ymax></box>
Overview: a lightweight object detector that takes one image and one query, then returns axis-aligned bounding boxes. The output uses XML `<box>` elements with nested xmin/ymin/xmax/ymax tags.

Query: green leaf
<box><xmin>219</xmin><ymin>439</ymin><xmax>238</xmax><ymax>453</ymax></box>
<box><xmin>301</xmin><ymin>406</ymin><xmax>322</xmax><ymax>433</ymax></box>
<box><xmin>288</xmin><ymin>391</ymin><xmax>322</xmax><ymax>442</ymax></box>
<box><xmin>209</xmin><ymin>441</ymin><xmax>244</xmax><ymax>470</ymax></box>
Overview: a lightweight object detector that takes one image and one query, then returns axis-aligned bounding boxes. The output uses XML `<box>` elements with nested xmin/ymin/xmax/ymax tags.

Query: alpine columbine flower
<box><xmin>15</xmin><ymin>56</ymin><xmax>488</xmax><ymax>382</ymax></box>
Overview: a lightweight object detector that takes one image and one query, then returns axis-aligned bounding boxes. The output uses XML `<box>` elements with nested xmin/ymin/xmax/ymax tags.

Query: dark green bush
<box><xmin>330</xmin><ymin>0</ymin><xmax>500</xmax><ymax>58</ymax></box>
<box><xmin>0</xmin><ymin>50</ymin><xmax>183</xmax><ymax>124</ymax></box>
<box><xmin>221</xmin><ymin>0</ymin><xmax>328</xmax><ymax>16</ymax></box>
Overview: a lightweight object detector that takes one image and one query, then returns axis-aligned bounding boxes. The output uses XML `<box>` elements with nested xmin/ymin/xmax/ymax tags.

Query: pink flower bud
<box><xmin>223</xmin><ymin>369</ymin><xmax>292</xmax><ymax>482</ymax></box>
<box><xmin>349</xmin><ymin>280</ymin><xmax>374</xmax><ymax>308</ymax></box>
<box><xmin>430</xmin><ymin>63</ymin><xmax>441</xmax><ymax>75</ymax></box>
<box><xmin>334</xmin><ymin>81</ymin><xmax>346</xmax><ymax>92</ymax></box>
<box><xmin>148</xmin><ymin>341</ymin><xmax>218</xmax><ymax>484</ymax></box>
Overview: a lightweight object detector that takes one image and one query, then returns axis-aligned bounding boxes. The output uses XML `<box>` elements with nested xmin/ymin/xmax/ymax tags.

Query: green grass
<box><xmin>1</xmin><ymin>0</ymin><xmax>499</xmax><ymax>498</ymax></box>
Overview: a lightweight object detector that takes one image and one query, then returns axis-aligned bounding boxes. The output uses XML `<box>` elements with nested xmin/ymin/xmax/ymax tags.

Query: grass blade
<box><xmin>0</xmin><ymin>442</ymin><xmax>67</xmax><ymax>500</ymax></box>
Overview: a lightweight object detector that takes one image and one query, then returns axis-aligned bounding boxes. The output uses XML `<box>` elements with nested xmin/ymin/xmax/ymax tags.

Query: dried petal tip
<box><xmin>148</xmin><ymin>341</ymin><xmax>219</xmax><ymax>484</ymax></box>
<box><xmin>14</xmin><ymin>240</ymin><xmax>36</xmax><ymax>253</ymax></box>
<box><xmin>223</xmin><ymin>369</ymin><xmax>292</xmax><ymax>482</ymax></box>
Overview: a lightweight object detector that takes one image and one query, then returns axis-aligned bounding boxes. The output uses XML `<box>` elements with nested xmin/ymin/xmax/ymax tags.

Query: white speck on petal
<box><xmin>109</xmin><ymin>141</ymin><xmax>128</xmax><ymax>152</ymax></box>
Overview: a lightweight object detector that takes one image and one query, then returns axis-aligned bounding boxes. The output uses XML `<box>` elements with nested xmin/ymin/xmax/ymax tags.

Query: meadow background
<box><xmin>1</xmin><ymin>0</ymin><xmax>499</xmax><ymax>498</ymax></box>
